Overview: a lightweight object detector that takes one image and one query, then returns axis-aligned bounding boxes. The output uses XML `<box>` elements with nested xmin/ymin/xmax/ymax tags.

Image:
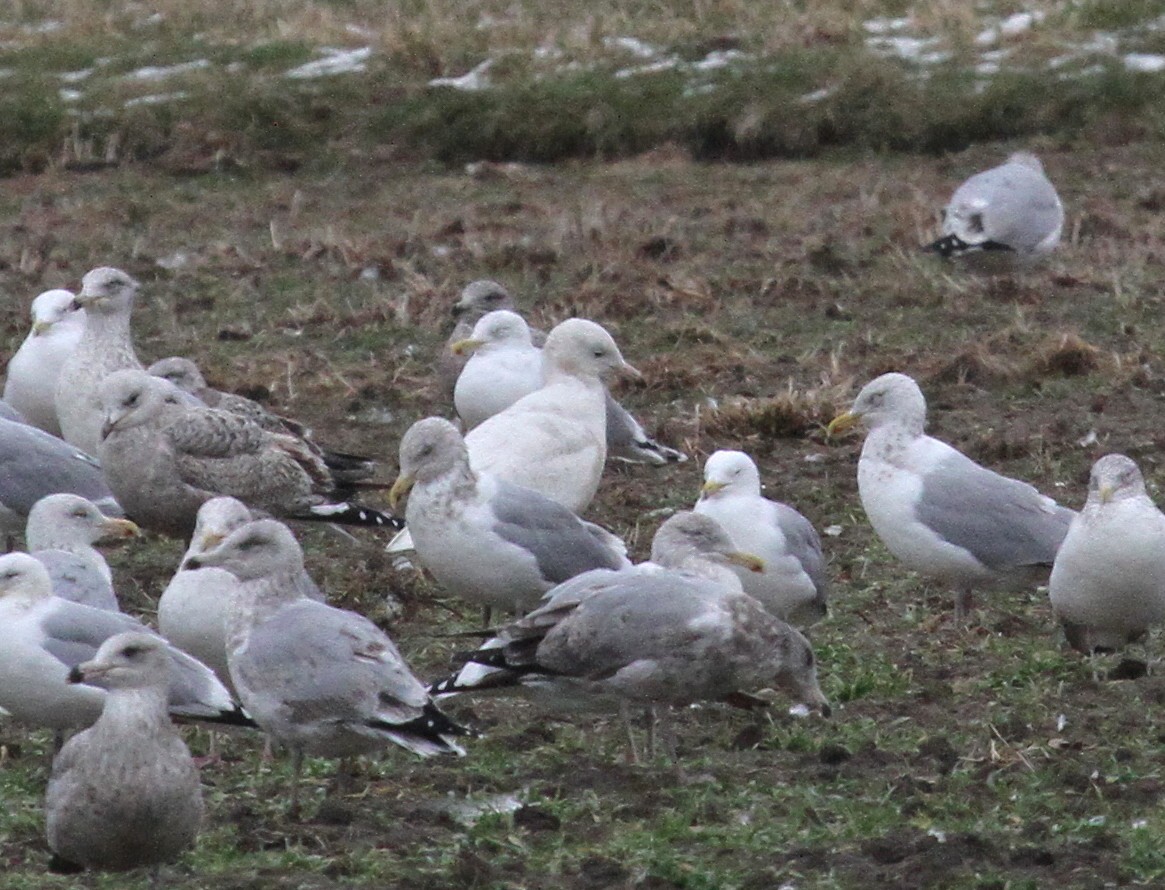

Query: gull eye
<box><xmin>121</xmin><ymin>644</ymin><xmax>147</xmax><ymax>658</ymax></box>
<box><xmin>70</xmin><ymin>508</ymin><xmax>89</xmax><ymax>519</ymax></box>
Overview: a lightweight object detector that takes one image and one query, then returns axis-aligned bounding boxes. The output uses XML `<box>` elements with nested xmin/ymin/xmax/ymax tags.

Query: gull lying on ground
<box><xmin>0</xmin><ymin>553</ymin><xmax>248</xmax><ymax>732</ymax></box>
<box><xmin>186</xmin><ymin>519</ymin><xmax>471</xmax><ymax>815</ymax></box>
<box><xmin>436</xmin><ymin>512</ymin><xmax>829</xmax><ymax>758</ymax></box>
<box><xmin>0</xmin><ymin>416</ymin><xmax>123</xmax><ymax>543</ymax></box>
<box><xmin>452</xmin><ymin>311</ymin><xmax>544</xmax><ymax>430</ymax></box>
<box><xmin>46</xmin><ymin>632</ymin><xmax>204</xmax><ymax>874</ymax></box>
<box><xmin>828</xmin><ymin>372</ymin><xmax>1074</xmax><ymax>620</ymax></box>
<box><xmin>1049</xmin><ymin>454</ymin><xmax>1165</xmax><ymax>655</ymax></box>
<box><xmin>27</xmin><ymin>494</ymin><xmax>139</xmax><ymax>612</ymax></box>
<box><xmin>443</xmin><ymin>281</ymin><xmax>686</xmax><ymax>465</ymax></box>
<box><xmin>97</xmin><ymin>370</ymin><xmax>400</xmax><ymax>538</ymax></box>
<box><xmin>391</xmin><ymin>417</ymin><xmax>629</xmax><ymax>617</ymax></box>
<box><xmin>4</xmin><ymin>289</ymin><xmax>83</xmax><ymax>437</ymax></box>
<box><xmin>928</xmin><ymin>151</ymin><xmax>1063</xmax><ymax>266</ymax></box>
<box><xmin>695</xmin><ymin>449</ymin><xmax>828</xmax><ymax>627</ymax></box>
<box><xmin>55</xmin><ymin>267</ymin><xmax>144</xmax><ymax>456</ymax></box>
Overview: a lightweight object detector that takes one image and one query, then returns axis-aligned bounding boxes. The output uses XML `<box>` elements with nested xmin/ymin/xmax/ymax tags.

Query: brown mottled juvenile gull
<box><xmin>465</xmin><ymin>318</ymin><xmax>639</xmax><ymax>513</ymax></box>
<box><xmin>27</xmin><ymin>493</ymin><xmax>139</xmax><ymax>612</ymax></box>
<box><xmin>1049</xmin><ymin>454</ymin><xmax>1165</xmax><ymax>655</ymax></box>
<box><xmin>443</xmin><ymin>281</ymin><xmax>686</xmax><ymax>465</ymax></box>
<box><xmin>828</xmin><ymin>372</ymin><xmax>1074</xmax><ymax>619</ymax></box>
<box><xmin>158</xmin><ymin>497</ymin><xmax>254</xmax><ymax>689</ymax></box>
<box><xmin>0</xmin><ymin>553</ymin><xmax>249</xmax><ymax>732</ymax></box>
<box><xmin>55</xmin><ymin>267</ymin><xmax>144</xmax><ymax>456</ymax></box>
<box><xmin>46</xmin><ymin>632</ymin><xmax>203</xmax><ymax>873</ymax></box>
<box><xmin>148</xmin><ymin>356</ymin><xmax>377</xmax><ymax>486</ymax></box>
<box><xmin>695</xmin><ymin>449</ymin><xmax>828</xmax><ymax>627</ymax></box>
<box><xmin>0</xmin><ymin>417</ymin><xmax>123</xmax><ymax>542</ymax></box>
<box><xmin>97</xmin><ymin>369</ymin><xmax>400</xmax><ymax>538</ymax></box>
<box><xmin>390</xmin><ymin>418</ymin><xmax>629</xmax><ymax>617</ymax></box>
<box><xmin>4</xmin><ymin>288</ymin><xmax>83</xmax><ymax>437</ymax></box>
<box><xmin>436</xmin><ymin>512</ymin><xmax>829</xmax><ymax>756</ymax></box>
<box><xmin>928</xmin><ymin>151</ymin><xmax>1063</xmax><ymax>265</ymax></box>
<box><xmin>185</xmin><ymin>519</ymin><xmax>471</xmax><ymax>814</ymax></box>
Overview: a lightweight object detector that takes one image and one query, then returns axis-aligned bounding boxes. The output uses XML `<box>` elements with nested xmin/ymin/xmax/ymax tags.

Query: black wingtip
<box><xmin>300</xmin><ymin>503</ymin><xmax>405</xmax><ymax>530</ymax></box>
<box><xmin>173</xmin><ymin>705</ymin><xmax>258</xmax><ymax>730</ymax></box>
<box><xmin>927</xmin><ymin>234</ymin><xmax>1015</xmax><ymax>258</ymax></box>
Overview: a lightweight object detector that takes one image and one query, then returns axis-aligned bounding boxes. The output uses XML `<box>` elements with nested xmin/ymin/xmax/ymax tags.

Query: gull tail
<box><xmin>297</xmin><ymin>502</ymin><xmax>405</xmax><ymax>530</ymax></box>
<box><xmin>370</xmin><ymin>702</ymin><xmax>477</xmax><ymax>756</ymax></box>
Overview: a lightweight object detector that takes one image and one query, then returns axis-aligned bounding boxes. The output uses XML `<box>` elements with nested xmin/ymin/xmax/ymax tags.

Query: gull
<box><xmin>4</xmin><ymin>289</ymin><xmax>83</xmax><ymax>436</ymax></box>
<box><xmin>465</xmin><ymin>318</ymin><xmax>639</xmax><ymax>513</ymax></box>
<box><xmin>26</xmin><ymin>493</ymin><xmax>139</xmax><ymax>612</ymax></box>
<box><xmin>828</xmin><ymin>372</ymin><xmax>1074</xmax><ymax>619</ymax></box>
<box><xmin>185</xmin><ymin>519</ymin><xmax>471</xmax><ymax>815</ymax></box>
<box><xmin>97</xmin><ymin>370</ymin><xmax>401</xmax><ymax>538</ymax></box>
<box><xmin>55</xmin><ymin>267</ymin><xmax>144</xmax><ymax>456</ymax></box>
<box><xmin>695</xmin><ymin>449</ymin><xmax>828</xmax><ymax>626</ymax></box>
<box><xmin>452</xmin><ymin>310</ymin><xmax>544</xmax><ymax>430</ymax></box>
<box><xmin>443</xmin><ymin>281</ymin><xmax>686</xmax><ymax>465</ymax></box>
<box><xmin>45</xmin><ymin>632</ymin><xmax>203</xmax><ymax>874</ymax></box>
<box><xmin>437</xmin><ymin>512</ymin><xmax>829</xmax><ymax>758</ymax></box>
<box><xmin>0</xmin><ymin>416</ymin><xmax>123</xmax><ymax>544</ymax></box>
<box><xmin>158</xmin><ymin>497</ymin><xmax>254</xmax><ymax>689</ymax></box>
<box><xmin>390</xmin><ymin>417</ymin><xmax>629</xmax><ymax>618</ymax></box>
<box><xmin>148</xmin><ymin>356</ymin><xmax>378</xmax><ymax>487</ymax></box>
<box><xmin>0</xmin><ymin>553</ymin><xmax>248</xmax><ymax>732</ymax></box>
<box><xmin>928</xmin><ymin>152</ymin><xmax>1063</xmax><ymax>265</ymax></box>
<box><xmin>1049</xmin><ymin>454</ymin><xmax>1165</xmax><ymax>655</ymax></box>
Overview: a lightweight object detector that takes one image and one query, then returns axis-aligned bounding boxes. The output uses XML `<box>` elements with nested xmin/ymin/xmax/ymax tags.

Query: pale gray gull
<box><xmin>0</xmin><ymin>553</ymin><xmax>249</xmax><ymax>732</ymax></box>
<box><xmin>435</xmin><ymin>511</ymin><xmax>829</xmax><ymax>758</ymax></box>
<box><xmin>46</xmin><ymin>632</ymin><xmax>203</xmax><ymax>873</ymax></box>
<box><xmin>3</xmin><ymin>288</ymin><xmax>83</xmax><ymax>436</ymax></box>
<box><xmin>97</xmin><ymin>369</ymin><xmax>401</xmax><ymax>538</ymax></box>
<box><xmin>185</xmin><ymin>519</ymin><xmax>471</xmax><ymax>814</ymax></box>
<box><xmin>828</xmin><ymin>372</ymin><xmax>1074</xmax><ymax>619</ymax></box>
<box><xmin>55</xmin><ymin>267</ymin><xmax>144</xmax><ymax>456</ymax></box>
<box><xmin>444</xmin><ymin>281</ymin><xmax>686</xmax><ymax>465</ymax></box>
<box><xmin>0</xmin><ymin>416</ymin><xmax>122</xmax><ymax>543</ymax></box>
<box><xmin>452</xmin><ymin>310</ymin><xmax>544</xmax><ymax>430</ymax></box>
<box><xmin>27</xmin><ymin>493</ymin><xmax>139</xmax><ymax>612</ymax></box>
<box><xmin>465</xmin><ymin>317</ymin><xmax>638</xmax><ymax>513</ymax></box>
<box><xmin>1049</xmin><ymin>454</ymin><xmax>1165</xmax><ymax>654</ymax></box>
<box><xmin>928</xmin><ymin>151</ymin><xmax>1063</xmax><ymax>265</ymax></box>
<box><xmin>390</xmin><ymin>417</ymin><xmax>629</xmax><ymax>617</ymax></box>
<box><xmin>695</xmin><ymin>449</ymin><xmax>828</xmax><ymax>627</ymax></box>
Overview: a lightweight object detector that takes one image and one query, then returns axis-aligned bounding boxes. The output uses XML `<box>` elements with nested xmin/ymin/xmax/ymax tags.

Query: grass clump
<box><xmin>0</xmin><ymin>77</ymin><xmax>66</xmax><ymax>174</ymax></box>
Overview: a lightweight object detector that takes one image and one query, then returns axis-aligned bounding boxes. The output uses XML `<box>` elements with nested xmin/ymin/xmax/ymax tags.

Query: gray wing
<box><xmin>34</xmin><ymin>550</ymin><xmax>118</xmax><ymax>612</ymax></box>
<box><xmin>915</xmin><ymin>452</ymin><xmax>1075</xmax><ymax>571</ymax></box>
<box><xmin>0</xmin><ymin>418</ymin><xmax>121</xmax><ymax>517</ymax></box>
<box><xmin>237</xmin><ymin>600</ymin><xmax>428</xmax><ymax>722</ymax></box>
<box><xmin>39</xmin><ymin>600</ymin><xmax>236</xmax><ymax>716</ymax></box>
<box><xmin>947</xmin><ymin>164</ymin><xmax>1062</xmax><ymax>252</ymax></box>
<box><xmin>604</xmin><ymin>392</ymin><xmax>687</xmax><ymax>465</ymax></box>
<box><xmin>489</xmin><ymin>480</ymin><xmax>628</xmax><ymax>584</ymax></box>
<box><xmin>165</xmin><ymin>407</ymin><xmax>269</xmax><ymax>459</ymax></box>
<box><xmin>772</xmin><ymin>503</ymin><xmax>829</xmax><ymax>599</ymax></box>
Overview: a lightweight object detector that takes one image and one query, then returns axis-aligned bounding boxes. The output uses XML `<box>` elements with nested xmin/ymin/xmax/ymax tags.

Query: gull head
<box><xmin>700</xmin><ymin>450</ymin><xmax>761</xmax><ymax>500</ymax></box>
<box><xmin>829</xmin><ymin>372</ymin><xmax>926</xmax><ymax>437</ymax></box>
<box><xmin>0</xmin><ymin>553</ymin><xmax>55</xmax><ymax>604</ymax></box>
<box><xmin>541</xmin><ymin>318</ymin><xmax>640</xmax><ymax>382</ymax></box>
<box><xmin>392</xmin><ymin>417</ymin><xmax>468</xmax><ymax>507</ymax></box>
<box><xmin>452</xmin><ymin>279</ymin><xmax>513</xmax><ymax>319</ymax></box>
<box><xmin>1089</xmin><ymin>453</ymin><xmax>1147</xmax><ymax>506</ymax></box>
<box><xmin>651</xmin><ymin>511</ymin><xmax>764</xmax><ymax>574</ymax></box>
<box><xmin>76</xmin><ymin>266</ymin><xmax>140</xmax><ymax>312</ymax></box>
<box><xmin>67</xmin><ymin>632</ymin><xmax>169</xmax><ymax>691</ymax></box>
<box><xmin>184</xmin><ymin>519</ymin><xmax>304</xmax><ymax>581</ymax></box>
<box><xmin>147</xmin><ymin>357</ymin><xmax>208</xmax><ymax>396</ymax></box>
<box><xmin>30</xmin><ymin>289</ymin><xmax>80</xmax><ymax>336</ymax></box>
<box><xmin>452</xmin><ymin>310</ymin><xmax>534</xmax><ymax>356</ymax></box>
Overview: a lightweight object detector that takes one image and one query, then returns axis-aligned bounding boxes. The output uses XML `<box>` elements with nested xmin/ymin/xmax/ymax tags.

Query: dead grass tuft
<box><xmin>702</xmin><ymin>378</ymin><xmax>852</xmax><ymax>441</ymax></box>
<box><xmin>1025</xmin><ymin>332</ymin><xmax>1103</xmax><ymax>378</ymax></box>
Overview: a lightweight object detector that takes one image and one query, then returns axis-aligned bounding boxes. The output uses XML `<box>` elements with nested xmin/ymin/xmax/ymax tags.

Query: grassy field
<box><xmin>4</xmin><ymin>2</ymin><xmax>1165</xmax><ymax>889</ymax></box>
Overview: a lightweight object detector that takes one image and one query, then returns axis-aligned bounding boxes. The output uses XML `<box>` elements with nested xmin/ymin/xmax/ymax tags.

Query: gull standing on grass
<box><xmin>3</xmin><ymin>289</ymin><xmax>83</xmax><ymax>437</ymax></box>
<box><xmin>443</xmin><ymin>281</ymin><xmax>686</xmax><ymax>465</ymax></box>
<box><xmin>1049</xmin><ymin>454</ymin><xmax>1165</xmax><ymax>656</ymax></box>
<box><xmin>828</xmin><ymin>372</ymin><xmax>1074</xmax><ymax>620</ymax></box>
<box><xmin>55</xmin><ymin>267</ymin><xmax>144</xmax><ymax>457</ymax></box>
<box><xmin>97</xmin><ymin>370</ymin><xmax>401</xmax><ymax>538</ymax></box>
<box><xmin>0</xmin><ymin>553</ymin><xmax>248</xmax><ymax>733</ymax></box>
<box><xmin>391</xmin><ymin>417</ymin><xmax>629</xmax><ymax>618</ymax></box>
<box><xmin>26</xmin><ymin>494</ymin><xmax>139</xmax><ymax>612</ymax></box>
<box><xmin>928</xmin><ymin>152</ymin><xmax>1064</xmax><ymax>266</ymax></box>
<box><xmin>185</xmin><ymin>519</ymin><xmax>471</xmax><ymax>816</ymax></box>
<box><xmin>695</xmin><ymin>450</ymin><xmax>828</xmax><ymax>627</ymax></box>
<box><xmin>465</xmin><ymin>318</ymin><xmax>639</xmax><ymax>513</ymax></box>
<box><xmin>436</xmin><ymin>512</ymin><xmax>829</xmax><ymax>760</ymax></box>
<box><xmin>45</xmin><ymin>632</ymin><xmax>203</xmax><ymax>875</ymax></box>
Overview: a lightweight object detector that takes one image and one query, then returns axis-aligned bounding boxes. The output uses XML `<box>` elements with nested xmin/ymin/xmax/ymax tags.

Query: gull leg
<box><xmin>289</xmin><ymin>748</ymin><xmax>304</xmax><ymax>820</ymax></box>
<box><xmin>954</xmin><ymin>589</ymin><xmax>973</xmax><ymax>624</ymax></box>
<box><xmin>619</xmin><ymin>701</ymin><xmax>641</xmax><ymax>764</ymax></box>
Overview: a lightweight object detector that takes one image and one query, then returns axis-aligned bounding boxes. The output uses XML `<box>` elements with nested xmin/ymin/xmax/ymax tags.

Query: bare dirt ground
<box><xmin>3</xmin><ymin>137</ymin><xmax>1165</xmax><ymax>888</ymax></box>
